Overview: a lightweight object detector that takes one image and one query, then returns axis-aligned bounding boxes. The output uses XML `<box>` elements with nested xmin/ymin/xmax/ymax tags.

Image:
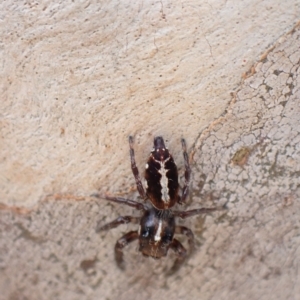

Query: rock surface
<box><xmin>0</xmin><ymin>1</ymin><xmax>300</xmax><ymax>299</ymax></box>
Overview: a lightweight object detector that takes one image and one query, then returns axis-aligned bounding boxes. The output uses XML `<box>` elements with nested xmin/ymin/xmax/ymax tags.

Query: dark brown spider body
<box><xmin>93</xmin><ymin>136</ymin><xmax>220</xmax><ymax>274</ymax></box>
<box><xmin>138</xmin><ymin>206</ymin><xmax>175</xmax><ymax>258</ymax></box>
<box><xmin>145</xmin><ymin>137</ymin><xmax>179</xmax><ymax>210</ymax></box>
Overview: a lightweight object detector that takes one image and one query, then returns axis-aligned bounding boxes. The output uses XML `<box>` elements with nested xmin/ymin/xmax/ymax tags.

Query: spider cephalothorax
<box><xmin>93</xmin><ymin>136</ymin><xmax>219</xmax><ymax>273</ymax></box>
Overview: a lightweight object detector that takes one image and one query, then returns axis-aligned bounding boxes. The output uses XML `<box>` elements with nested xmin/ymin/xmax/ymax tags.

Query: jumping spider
<box><xmin>93</xmin><ymin>136</ymin><xmax>220</xmax><ymax>273</ymax></box>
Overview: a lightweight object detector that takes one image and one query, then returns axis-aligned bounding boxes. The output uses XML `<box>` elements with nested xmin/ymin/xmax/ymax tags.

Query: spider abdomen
<box><xmin>145</xmin><ymin>136</ymin><xmax>179</xmax><ymax>210</ymax></box>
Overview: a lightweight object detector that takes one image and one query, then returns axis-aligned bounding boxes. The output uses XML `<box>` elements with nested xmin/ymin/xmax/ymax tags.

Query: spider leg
<box><xmin>92</xmin><ymin>194</ymin><xmax>146</xmax><ymax>210</ymax></box>
<box><xmin>96</xmin><ymin>215</ymin><xmax>140</xmax><ymax>232</ymax></box>
<box><xmin>175</xmin><ymin>226</ymin><xmax>195</xmax><ymax>253</ymax></box>
<box><xmin>167</xmin><ymin>238</ymin><xmax>187</xmax><ymax>275</ymax></box>
<box><xmin>179</xmin><ymin>138</ymin><xmax>191</xmax><ymax>205</ymax></box>
<box><xmin>115</xmin><ymin>230</ymin><xmax>139</xmax><ymax>270</ymax></box>
<box><xmin>166</xmin><ymin>226</ymin><xmax>198</xmax><ymax>275</ymax></box>
<box><xmin>173</xmin><ymin>207</ymin><xmax>220</xmax><ymax>219</ymax></box>
<box><xmin>129</xmin><ymin>136</ymin><xmax>147</xmax><ymax>200</ymax></box>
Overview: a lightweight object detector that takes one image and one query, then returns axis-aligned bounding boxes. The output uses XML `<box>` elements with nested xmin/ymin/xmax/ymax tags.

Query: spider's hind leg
<box><xmin>179</xmin><ymin>138</ymin><xmax>191</xmax><ymax>205</ymax></box>
<box><xmin>129</xmin><ymin>136</ymin><xmax>147</xmax><ymax>200</ymax></box>
<box><xmin>96</xmin><ymin>215</ymin><xmax>140</xmax><ymax>232</ymax></box>
<box><xmin>92</xmin><ymin>194</ymin><xmax>145</xmax><ymax>210</ymax></box>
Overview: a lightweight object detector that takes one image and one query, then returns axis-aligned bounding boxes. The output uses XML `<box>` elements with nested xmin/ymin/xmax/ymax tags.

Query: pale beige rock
<box><xmin>1</xmin><ymin>0</ymin><xmax>299</xmax><ymax>207</ymax></box>
<box><xmin>1</xmin><ymin>1</ymin><xmax>300</xmax><ymax>300</ymax></box>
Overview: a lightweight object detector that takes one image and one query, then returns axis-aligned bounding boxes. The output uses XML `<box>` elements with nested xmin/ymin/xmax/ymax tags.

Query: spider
<box><xmin>93</xmin><ymin>136</ymin><xmax>220</xmax><ymax>273</ymax></box>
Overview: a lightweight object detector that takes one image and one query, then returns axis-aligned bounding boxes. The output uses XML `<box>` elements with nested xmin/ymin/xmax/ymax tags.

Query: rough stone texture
<box><xmin>1</xmin><ymin>24</ymin><xmax>300</xmax><ymax>300</ymax></box>
<box><xmin>1</xmin><ymin>0</ymin><xmax>299</xmax><ymax>207</ymax></box>
<box><xmin>1</xmin><ymin>1</ymin><xmax>300</xmax><ymax>300</ymax></box>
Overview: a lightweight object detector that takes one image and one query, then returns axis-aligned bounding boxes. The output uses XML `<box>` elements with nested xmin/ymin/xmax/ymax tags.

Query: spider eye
<box><xmin>163</xmin><ymin>234</ymin><xmax>172</xmax><ymax>243</ymax></box>
<box><xmin>141</xmin><ymin>227</ymin><xmax>150</xmax><ymax>238</ymax></box>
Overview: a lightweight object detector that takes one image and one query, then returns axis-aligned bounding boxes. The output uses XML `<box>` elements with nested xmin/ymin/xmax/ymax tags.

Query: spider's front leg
<box><xmin>175</xmin><ymin>226</ymin><xmax>195</xmax><ymax>253</ymax></box>
<box><xmin>179</xmin><ymin>138</ymin><xmax>191</xmax><ymax>205</ymax></box>
<box><xmin>115</xmin><ymin>231</ymin><xmax>139</xmax><ymax>270</ymax></box>
<box><xmin>129</xmin><ymin>136</ymin><xmax>147</xmax><ymax>200</ymax></box>
<box><xmin>167</xmin><ymin>226</ymin><xmax>195</xmax><ymax>275</ymax></box>
<box><xmin>96</xmin><ymin>212</ymin><xmax>140</xmax><ymax>270</ymax></box>
<box><xmin>168</xmin><ymin>238</ymin><xmax>187</xmax><ymax>275</ymax></box>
